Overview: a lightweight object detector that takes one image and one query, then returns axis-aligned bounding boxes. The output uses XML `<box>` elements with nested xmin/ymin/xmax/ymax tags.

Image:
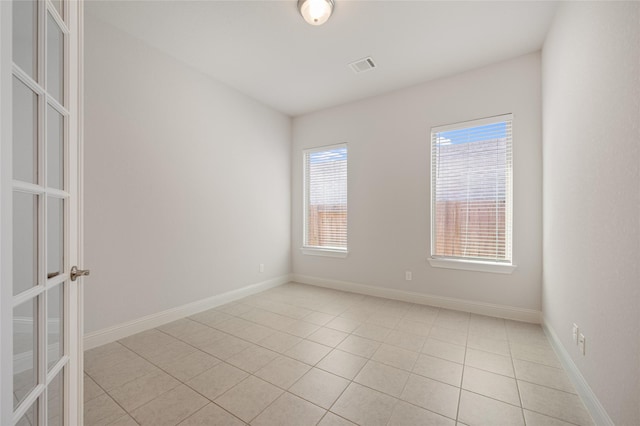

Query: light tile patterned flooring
<box><xmin>84</xmin><ymin>282</ymin><xmax>593</xmax><ymax>426</ymax></box>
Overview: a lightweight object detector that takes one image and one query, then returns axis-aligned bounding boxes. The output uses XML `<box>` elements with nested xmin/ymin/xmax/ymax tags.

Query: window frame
<box><xmin>428</xmin><ymin>114</ymin><xmax>516</xmax><ymax>274</ymax></box>
<box><xmin>302</xmin><ymin>143</ymin><xmax>348</xmax><ymax>258</ymax></box>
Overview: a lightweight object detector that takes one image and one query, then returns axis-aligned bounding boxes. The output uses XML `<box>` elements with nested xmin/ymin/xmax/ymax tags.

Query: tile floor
<box><xmin>84</xmin><ymin>282</ymin><xmax>593</xmax><ymax>426</ymax></box>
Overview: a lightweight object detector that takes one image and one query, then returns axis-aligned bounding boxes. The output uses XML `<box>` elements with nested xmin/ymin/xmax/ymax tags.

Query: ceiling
<box><xmin>86</xmin><ymin>1</ymin><xmax>559</xmax><ymax>116</ymax></box>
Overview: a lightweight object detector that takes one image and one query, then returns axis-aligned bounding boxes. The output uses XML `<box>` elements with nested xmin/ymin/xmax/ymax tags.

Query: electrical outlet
<box><xmin>578</xmin><ymin>333</ymin><xmax>586</xmax><ymax>355</ymax></box>
<box><xmin>405</xmin><ymin>271</ymin><xmax>412</xmax><ymax>281</ymax></box>
<box><xmin>572</xmin><ymin>323</ymin><xmax>579</xmax><ymax>344</ymax></box>
<box><xmin>259</xmin><ymin>263</ymin><xmax>264</xmax><ymax>273</ymax></box>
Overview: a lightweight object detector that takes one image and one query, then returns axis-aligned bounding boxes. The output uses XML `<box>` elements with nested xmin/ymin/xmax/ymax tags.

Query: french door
<box><xmin>1</xmin><ymin>0</ymin><xmax>84</xmax><ymax>425</ymax></box>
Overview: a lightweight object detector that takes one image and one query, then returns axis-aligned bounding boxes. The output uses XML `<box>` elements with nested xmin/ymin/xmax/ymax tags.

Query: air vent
<box><xmin>349</xmin><ymin>57</ymin><xmax>376</xmax><ymax>74</ymax></box>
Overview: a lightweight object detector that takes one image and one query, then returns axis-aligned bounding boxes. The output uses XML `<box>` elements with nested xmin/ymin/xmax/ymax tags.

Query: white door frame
<box><xmin>0</xmin><ymin>0</ymin><xmax>84</xmax><ymax>424</ymax></box>
<box><xmin>70</xmin><ymin>0</ymin><xmax>86</xmax><ymax>424</ymax></box>
<box><xmin>1</xmin><ymin>2</ymin><xmax>15</xmax><ymax>425</ymax></box>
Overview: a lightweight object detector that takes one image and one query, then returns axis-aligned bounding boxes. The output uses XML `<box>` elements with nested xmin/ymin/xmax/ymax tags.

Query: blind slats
<box><xmin>431</xmin><ymin>116</ymin><xmax>513</xmax><ymax>262</ymax></box>
<box><xmin>304</xmin><ymin>145</ymin><xmax>348</xmax><ymax>250</ymax></box>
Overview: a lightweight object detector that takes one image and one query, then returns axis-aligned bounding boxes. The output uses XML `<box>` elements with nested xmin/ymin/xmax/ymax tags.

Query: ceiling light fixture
<box><xmin>298</xmin><ymin>0</ymin><xmax>335</xmax><ymax>26</ymax></box>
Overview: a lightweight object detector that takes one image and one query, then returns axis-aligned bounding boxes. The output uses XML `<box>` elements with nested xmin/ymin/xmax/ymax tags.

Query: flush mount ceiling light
<box><xmin>298</xmin><ymin>0</ymin><xmax>335</xmax><ymax>26</ymax></box>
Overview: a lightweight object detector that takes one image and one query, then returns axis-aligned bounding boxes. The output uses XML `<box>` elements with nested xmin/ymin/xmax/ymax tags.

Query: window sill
<box><xmin>428</xmin><ymin>257</ymin><xmax>516</xmax><ymax>274</ymax></box>
<box><xmin>301</xmin><ymin>247</ymin><xmax>348</xmax><ymax>258</ymax></box>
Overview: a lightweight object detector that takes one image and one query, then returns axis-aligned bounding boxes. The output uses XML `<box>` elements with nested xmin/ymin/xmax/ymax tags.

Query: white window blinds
<box><xmin>304</xmin><ymin>145</ymin><xmax>348</xmax><ymax>251</ymax></box>
<box><xmin>431</xmin><ymin>114</ymin><xmax>513</xmax><ymax>263</ymax></box>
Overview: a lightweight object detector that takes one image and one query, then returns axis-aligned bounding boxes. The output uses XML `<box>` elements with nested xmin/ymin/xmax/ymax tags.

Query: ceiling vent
<box><xmin>349</xmin><ymin>57</ymin><xmax>376</xmax><ymax>74</ymax></box>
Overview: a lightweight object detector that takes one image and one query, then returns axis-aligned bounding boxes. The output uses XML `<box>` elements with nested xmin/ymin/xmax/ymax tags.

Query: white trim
<box><xmin>83</xmin><ymin>275</ymin><xmax>290</xmax><ymax>350</ymax></box>
<box><xmin>74</xmin><ymin>0</ymin><xmax>85</xmax><ymax>423</ymax></box>
<box><xmin>66</xmin><ymin>0</ymin><xmax>84</xmax><ymax>423</ymax></box>
<box><xmin>301</xmin><ymin>247</ymin><xmax>348</xmax><ymax>258</ymax></box>
<box><xmin>1</xmin><ymin>2</ymin><xmax>13</xmax><ymax>424</ymax></box>
<box><xmin>12</xmin><ymin>180</ymin><xmax>46</xmax><ymax>195</ymax></box>
<box><xmin>291</xmin><ymin>273</ymin><xmax>540</xmax><ymax>323</ymax></box>
<box><xmin>0</xmin><ymin>3</ymin><xmax>11</xmax><ymax>423</ymax></box>
<box><xmin>431</xmin><ymin>113</ymin><xmax>514</xmax><ymax>133</ymax></box>
<box><xmin>542</xmin><ymin>319</ymin><xmax>611</xmax><ymax>426</ymax></box>
<box><xmin>428</xmin><ymin>257</ymin><xmax>516</xmax><ymax>274</ymax></box>
<box><xmin>303</xmin><ymin>142</ymin><xmax>348</xmax><ymax>155</ymax></box>
<box><xmin>13</xmin><ymin>286</ymin><xmax>45</xmax><ymax>309</ymax></box>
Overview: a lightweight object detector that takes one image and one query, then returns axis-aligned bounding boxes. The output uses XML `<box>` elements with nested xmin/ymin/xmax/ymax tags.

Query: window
<box><xmin>303</xmin><ymin>144</ymin><xmax>348</xmax><ymax>257</ymax></box>
<box><xmin>430</xmin><ymin>114</ymin><xmax>514</xmax><ymax>273</ymax></box>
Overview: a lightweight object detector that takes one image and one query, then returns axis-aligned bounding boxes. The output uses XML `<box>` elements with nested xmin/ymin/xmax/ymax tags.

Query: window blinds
<box><xmin>431</xmin><ymin>115</ymin><xmax>513</xmax><ymax>263</ymax></box>
<box><xmin>304</xmin><ymin>145</ymin><xmax>348</xmax><ymax>250</ymax></box>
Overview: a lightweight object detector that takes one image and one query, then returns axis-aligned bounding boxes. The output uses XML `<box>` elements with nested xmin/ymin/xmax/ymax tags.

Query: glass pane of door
<box><xmin>15</xmin><ymin>400</ymin><xmax>38</xmax><ymax>426</ymax></box>
<box><xmin>12</xmin><ymin>77</ymin><xmax>38</xmax><ymax>184</ymax></box>
<box><xmin>47</xmin><ymin>283</ymin><xmax>64</xmax><ymax>370</ymax></box>
<box><xmin>47</xmin><ymin>197</ymin><xmax>64</xmax><ymax>280</ymax></box>
<box><xmin>13</xmin><ymin>298</ymin><xmax>38</xmax><ymax>409</ymax></box>
<box><xmin>12</xmin><ymin>0</ymin><xmax>37</xmax><ymax>79</ymax></box>
<box><xmin>48</xmin><ymin>369</ymin><xmax>64</xmax><ymax>425</ymax></box>
<box><xmin>13</xmin><ymin>192</ymin><xmax>38</xmax><ymax>296</ymax></box>
<box><xmin>47</xmin><ymin>13</ymin><xmax>64</xmax><ymax>104</ymax></box>
<box><xmin>47</xmin><ymin>105</ymin><xmax>64</xmax><ymax>190</ymax></box>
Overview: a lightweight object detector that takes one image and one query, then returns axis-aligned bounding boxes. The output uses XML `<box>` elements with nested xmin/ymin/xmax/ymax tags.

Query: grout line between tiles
<box><xmin>84</xmin><ymin>372</ymin><xmax>138</xmax><ymax>425</ymax></box>
<box><xmin>510</xmin><ymin>334</ymin><xmax>528</xmax><ymax>426</ymax></box>
<box><xmin>453</xmin><ymin>313</ymin><xmax>471</xmax><ymax>424</ymax></box>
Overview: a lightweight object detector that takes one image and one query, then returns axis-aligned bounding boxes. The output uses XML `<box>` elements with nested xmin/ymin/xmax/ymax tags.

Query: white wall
<box><xmin>292</xmin><ymin>53</ymin><xmax>542</xmax><ymax>312</ymax></box>
<box><xmin>83</xmin><ymin>14</ymin><xmax>291</xmax><ymax>334</ymax></box>
<box><xmin>542</xmin><ymin>2</ymin><xmax>640</xmax><ymax>425</ymax></box>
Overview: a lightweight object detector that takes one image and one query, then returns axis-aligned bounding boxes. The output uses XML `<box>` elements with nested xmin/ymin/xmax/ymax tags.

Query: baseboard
<box><xmin>85</xmin><ymin>273</ymin><xmax>542</xmax><ymax>350</ymax></box>
<box><xmin>291</xmin><ymin>274</ymin><xmax>541</xmax><ymax>323</ymax></box>
<box><xmin>83</xmin><ymin>274</ymin><xmax>290</xmax><ymax>350</ymax></box>
<box><xmin>543</xmin><ymin>319</ymin><xmax>613</xmax><ymax>426</ymax></box>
